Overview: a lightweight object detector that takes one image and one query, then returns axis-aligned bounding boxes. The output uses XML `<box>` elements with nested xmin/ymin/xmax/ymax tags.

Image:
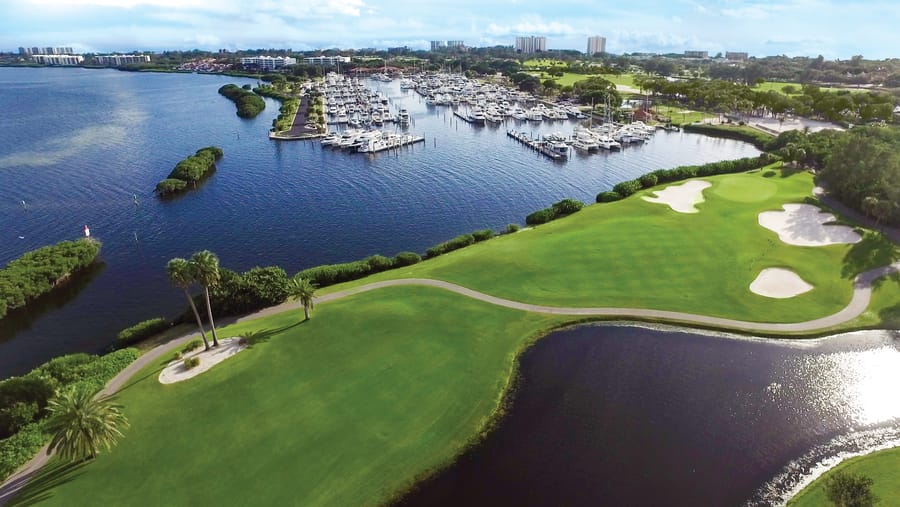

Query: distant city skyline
<box><xmin>1</xmin><ymin>0</ymin><xmax>897</xmax><ymax>59</ymax></box>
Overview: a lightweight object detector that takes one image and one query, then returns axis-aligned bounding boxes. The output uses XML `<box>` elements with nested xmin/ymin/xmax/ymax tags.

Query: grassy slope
<box><xmin>13</xmin><ymin>287</ymin><xmax>564</xmax><ymax>507</ymax></box>
<box><xmin>787</xmin><ymin>447</ymin><xmax>900</xmax><ymax>507</ymax></box>
<box><xmin>322</xmin><ymin>170</ymin><xmax>900</xmax><ymax>325</ymax></box>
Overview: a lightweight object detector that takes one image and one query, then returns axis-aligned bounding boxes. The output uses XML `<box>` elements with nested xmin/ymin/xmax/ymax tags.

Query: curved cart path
<box><xmin>1</xmin><ymin>261</ymin><xmax>898</xmax><ymax>505</ymax></box>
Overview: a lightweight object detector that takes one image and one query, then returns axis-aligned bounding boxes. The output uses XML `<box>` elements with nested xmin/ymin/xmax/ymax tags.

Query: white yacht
<box><xmin>398</xmin><ymin>109</ymin><xmax>410</xmax><ymax>125</ymax></box>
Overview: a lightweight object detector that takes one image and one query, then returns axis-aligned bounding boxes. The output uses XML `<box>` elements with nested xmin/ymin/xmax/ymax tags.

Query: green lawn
<box><xmin>527</xmin><ymin>71</ymin><xmax>637</xmax><ymax>89</ymax></box>
<box><xmin>322</xmin><ymin>170</ymin><xmax>899</xmax><ymax>326</ymax></box>
<box><xmin>653</xmin><ymin>104</ymin><xmax>714</xmax><ymax>124</ymax></box>
<box><xmin>11</xmin><ymin>287</ymin><xmax>565</xmax><ymax>506</ymax></box>
<box><xmin>754</xmin><ymin>80</ymin><xmax>871</xmax><ymax>95</ymax></box>
<box><xmin>787</xmin><ymin>447</ymin><xmax>900</xmax><ymax>506</ymax></box>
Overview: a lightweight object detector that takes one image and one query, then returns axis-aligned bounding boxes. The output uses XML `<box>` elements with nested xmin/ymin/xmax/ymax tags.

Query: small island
<box><xmin>0</xmin><ymin>238</ymin><xmax>101</xmax><ymax>320</ymax></box>
<box><xmin>155</xmin><ymin>146</ymin><xmax>223</xmax><ymax>196</ymax></box>
<box><xmin>217</xmin><ymin>83</ymin><xmax>265</xmax><ymax>118</ymax></box>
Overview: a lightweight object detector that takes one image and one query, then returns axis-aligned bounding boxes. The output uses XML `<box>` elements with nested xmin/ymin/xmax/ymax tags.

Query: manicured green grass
<box><xmin>11</xmin><ymin>287</ymin><xmax>565</xmax><ymax>506</ymax></box>
<box><xmin>787</xmin><ymin>447</ymin><xmax>900</xmax><ymax>507</ymax></box>
<box><xmin>521</xmin><ymin>58</ymin><xmax>565</xmax><ymax>69</ymax></box>
<box><xmin>527</xmin><ymin>71</ymin><xmax>637</xmax><ymax>89</ymax></box>
<box><xmin>653</xmin><ymin>104</ymin><xmax>714</xmax><ymax>124</ymax></box>
<box><xmin>754</xmin><ymin>81</ymin><xmax>802</xmax><ymax>94</ymax></box>
<box><xmin>322</xmin><ymin>170</ymin><xmax>899</xmax><ymax>325</ymax></box>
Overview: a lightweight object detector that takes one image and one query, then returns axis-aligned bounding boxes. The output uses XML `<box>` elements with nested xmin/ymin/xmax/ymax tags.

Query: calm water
<box><xmin>0</xmin><ymin>67</ymin><xmax>760</xmax><ymax>376</ymax></box>
<box><xmin>398</xmin><ymin>325</ymin><xmax>900</xmax><ymax>507</ymax></box>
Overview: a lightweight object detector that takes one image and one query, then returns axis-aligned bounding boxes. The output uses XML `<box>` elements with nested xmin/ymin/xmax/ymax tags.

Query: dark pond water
<box><xmin>0</xmin><ymin>68</ymin><xmax>760</xmax><ymax>377</ymax></box>
<box><xmin>397</xmin><ymin>325</ymin><xmax>900</xmax><ymax>507</ymax></box>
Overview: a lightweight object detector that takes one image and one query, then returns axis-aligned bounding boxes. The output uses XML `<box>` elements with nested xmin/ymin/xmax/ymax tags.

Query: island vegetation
<box><xmin>217</xmin><ymin>83</ymin><xmax>265</xmax><ymax>118</ymax></box>
<box><xmin>155</xmin><ymin>146</ymin><xmax>223</xmax><ymax>196</ymax></box>
<box><xmin>0</xmin><ymin>239</ymin><xmax>101</xmax><ymax>320</ymax></box>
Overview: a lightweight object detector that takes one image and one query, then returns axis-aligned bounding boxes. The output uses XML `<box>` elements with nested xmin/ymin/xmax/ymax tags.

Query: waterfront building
<box><xmin>587</xmin><ymin>36</ymin><xmax>606</xmax><ymax>55</ymax></box>
<box><xmin>684</xmin><ymin>50</ymin><xmax>709</xmax><ymax>59</ymax></box>
<box><xmin>515</xmin><ymin>36</ymin><xmax>547</xmax><ymax>54</ymax></box>
<box><xmin>20</xmin><ymin>46</ymin><xmax>75</xmax><ymax>56</ymax></box>
<box><xmin>31</xmin><ymin>54</ymin><xmax>84</xmax><ymax>65</ymax></box>
<box><xmin>95</xmin><ymin>54</ymin><xmax>151</xmax><ymax>66</ymax></box>
<box><xmin>240</xmin><ymin>55</ymin><xmax>297</xmax><ymax>70</ymax></box>
<box><xmin>447</xmin><ymin>40</ymin><xmax>465</xmax><ymax>49</ymax></box>
<box><xmin>430</xmin><ymin>40</ymin><xmax>446</xmax><ymax>51</ymax></box>
<box><xmin>725</xmin><ymin>51</ymin><xmax>749</xmax><ymax>61</ymax></box>
<box><xmin>303</xmin><ymin>56</ymin><xmax>350</xmax><ymax>66</ymax></box>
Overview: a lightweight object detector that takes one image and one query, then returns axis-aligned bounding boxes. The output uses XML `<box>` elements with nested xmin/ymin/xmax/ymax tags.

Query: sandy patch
<box><xmin>758</xmin><ymin>204</ymin><xmax>862</xmax><ymax>246</ymax></box>
<box><xmin>750</xmin><ymin>268</ymin><xmax>814</xmax><ymax>299</ymax></box>
<box><xmin>159</xmin><ymin>337</ymin><xmax>246</xmax><ymax>384</ymax></box>
<box><xmin>642</xmin><ymin>180</ymin><xmax>711</xmax><ymax>213</ymax></box>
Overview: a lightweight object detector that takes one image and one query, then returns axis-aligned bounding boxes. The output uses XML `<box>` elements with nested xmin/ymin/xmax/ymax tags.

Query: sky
<box><xmin>1</xmin><ymin>0</ymin><xmax>898</xmax><ymax>60</ymax></box>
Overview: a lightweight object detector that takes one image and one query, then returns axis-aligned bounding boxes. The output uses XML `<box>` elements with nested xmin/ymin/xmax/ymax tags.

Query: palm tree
<box><xmin>166</xmin><ymin>258</ymin><xmax>210</xmax><ymax>351</ymax></box>
<box><xmin>45</xmin><ymin>386</ymin><xmax>128</xmax><ymax>462</ymax></box>
<box><xmin>190</xmin><ymin>250</ymin><xmax>220</xmax><ymax>347</ymax></box>
<box><xmin>288</xmin><ymin>276</ymin><xmax>317</xmax><ymax>320</ymax></box>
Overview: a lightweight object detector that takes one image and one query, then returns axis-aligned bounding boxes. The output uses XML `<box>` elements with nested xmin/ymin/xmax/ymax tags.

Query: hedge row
<box><xmin>596</xmin><ymin>154</ymin><xmax>776</xmax><ymax>203</ymax></box>
<box><xmin>0</xmin><ymin>239</ymin><xmax>101</xmax><ymax>320</ymax></box>
<box><xmin>525</xmin><ymin>198</ymin><xmax>585</xmax><ymax>225</ymax></box>
<box><xmin>116</xmin><ymin>317</ymin><xmax>170</xmax><ymax>347</ymax></box>
<box><xmin>218</xmin><ymin>84</ymin><xmax>266</xmax><ymax>118</ymax></box>
<box><xmin>294</xmin><ymin>251</ymin><xmax>423</xmax><ymax>288</ymax></box>
<box><xmin>156</xmin><ymin>146</ymin><xmax>223</xmax><ymax>195</ymax></box>
<box><xmin>682</xmin><ymin>123</ymin><xmax>775</xmax><ymax>150</ymax></box>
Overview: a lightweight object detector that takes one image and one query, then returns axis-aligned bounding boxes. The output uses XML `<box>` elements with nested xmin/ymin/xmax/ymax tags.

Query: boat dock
<box><xmin>453</xmin><ymin>110</ymin><xmax>476</xmax><ymax>124</ymax></box>
<box><xmin>506</xmin><ymin>130</ymin><xmax>565</xmax><ymax>160</ymax></box>
<box><xmin>358</xmin><ymin>135</ymin><xmax>425</xmax><ymax>153</ymax></box>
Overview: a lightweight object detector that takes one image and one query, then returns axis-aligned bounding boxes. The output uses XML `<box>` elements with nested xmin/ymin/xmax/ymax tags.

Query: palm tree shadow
<box><xmin>5</xmin><ymin>461</ymin><xmax>88</xmax><ymax>506</ymax></box>
<box><xmin>241</xmin><ymin>321</ymin><xmax>303</xmax><ymax>348</ymax></box>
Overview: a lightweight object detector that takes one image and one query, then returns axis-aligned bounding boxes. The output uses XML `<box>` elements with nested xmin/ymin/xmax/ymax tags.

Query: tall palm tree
<box><xmin>288</xmin><ymin>276</ymin><xmax>317</xmax><ymax>320</ymax></box>
<box><xmin>166</xmin><ymin>258</ymin><xmax>210</xmax><ymax>351</ymax></box>
<box><xmin>45</xmin><ymin>387</ymin><xmax>128</xmax><ymax>462</ymax></box>
<box><xmin>190</xmin><ymin>250</ymin><xmax>220</xmax><ymax>347</ymax></box>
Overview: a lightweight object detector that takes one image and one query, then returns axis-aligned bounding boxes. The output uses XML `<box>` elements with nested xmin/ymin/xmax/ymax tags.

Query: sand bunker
<box><xmin>159</xmin><ymin>337</ymin><xmax>246</xmax><ymax>384</ymax></box>
<box><xmin>758</xmin><ymin>204</ymin><xmax>862</xmax><ymax>246</ymax></box>
<box><xmin>642</xmin><ymin>180</ymin><xmax>711</xmax><ymax>213</ymax></box>
<box><xmin>749</xmin><ymin>268</ymin><xmax>814</xmax><ymax>299</ymax></box>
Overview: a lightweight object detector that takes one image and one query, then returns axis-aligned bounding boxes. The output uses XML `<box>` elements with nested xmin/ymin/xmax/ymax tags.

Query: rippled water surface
<box><xmin>398</xmin><ymin>326</ymin><xmax>900</xmax><ymax>507</ymax></box>
<box><xmin>0</xmin><ymin>68</ymin><xmax>760</xmax><ymax>376</ymax></box>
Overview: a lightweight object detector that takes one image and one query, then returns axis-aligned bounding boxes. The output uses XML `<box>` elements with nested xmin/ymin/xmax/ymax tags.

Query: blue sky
<box><xmin>1</xmin><ymin>0</ymin><xmax>897</xmax><ymax>59</ymax></box>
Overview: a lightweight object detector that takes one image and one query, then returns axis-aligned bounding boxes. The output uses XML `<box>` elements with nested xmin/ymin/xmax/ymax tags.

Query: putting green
<box><xmin>710</xmin><ymin>174</ymin><xmax>779</xmax><ymax>203</ymax></box>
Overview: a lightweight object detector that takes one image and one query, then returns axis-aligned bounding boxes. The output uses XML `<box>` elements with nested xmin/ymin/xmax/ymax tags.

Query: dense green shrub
<box><xmin>392</xmin><ymin>252</ymin><xmax>422</xmax><ymax>267</ymax></box>
<box><xmin>0</xmin><ymin>423</ymin><xmax>46</xmax><ymax>481</ymax></box>
<box><xmin>596</xmin><ymin>191</ymin><xmax>623</xmax><ymax>203</ymax></box>
<box><xmin>366</xmin><ymin>255</ymin><xmax>394</xmax><ymax>273</ymax></box>
<box><xmin>0</xmin><ymin>377</ymin><xmax>55</xmax><ymax>438</ymax></box>
<box><xmin>49</xmin><ymin>349</ymin><xmax>138</xmax><ymax>394</ymax></box>
<box><xmin>506</xmin><ymin>223</ymin><xmax>520</xmax><ymax>233</ymax></box>
<box><xmin>183</xmin><ymin>357</ymin><xmax>200</xmax><ymax>369</ymax></box>
<box><xmin>218</xmin><ymin>84</ymin><xmax>266</xmax><ymax>118</ymax></box>
<box><xmin>182</xmin><ymin>339</ymin><xmax>202</xmax><ymax>353</ymax></box>
<box><xmin>612</xmin><ymin>180</ymin><xmax>642</xmax><ymax>197</ymax></box>
<box><xmin>117</xmin><ymin>317</ymin><xmax>169</xmax><ymax>346</ymax></box>
<box><xmin>551</xmin><ymin>198</ymin><xmax>584</xmax><ymax>216</ymax></box>
<box><xmin>472</xmin><ymin>229</ymin><xmax>494</xmax><ymax>242</ymax></box>
<box><xmin>426</xmin><ymin>234</ymin><xmax>475</xmax><ymax>258</ymax></box>
<box><xmin>525</xmin><ymin>208</ymin><xmax>556</xmax><ymax>225</ymax></box>
<box><xmin>0</xmin><ymin>239</ymin><xmax>101</xmax><ymax>320</ymax></box>
<box><xmin>155</xmin><ymin>178</ymin><xmax>188</xmax><ymax>195</ymax></box>
<box><xmin>639</xmin><ymin>173</ymin><xmax>658</xmax><ymax>188</ymax></box>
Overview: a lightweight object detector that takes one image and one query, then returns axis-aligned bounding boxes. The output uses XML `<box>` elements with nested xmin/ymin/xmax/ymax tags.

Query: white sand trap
<box><xmin>758</xmin><ymin>204</ymin><xmax>862</xmax><ymax>246</ymax></box>
<box><xmin>642</xmin><ymin>180</ymin><xmax>712</xmax><ymax>213</ymax></box>
<box><xmin>159</xmin><ymin>337</ymin><xmax>246</xmax><ymax>384</ymax></box>
<box><xmin>750</xmin><ymin>268</ymin><xmax>814</xmax><ymax>299</ymax></box>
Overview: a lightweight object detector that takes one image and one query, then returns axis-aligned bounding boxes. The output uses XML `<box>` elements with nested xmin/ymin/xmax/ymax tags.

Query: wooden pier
<box><xmin>506</xmin><ymin>130</ymin><xmax>565</xmax><ymax>160</ymax></box>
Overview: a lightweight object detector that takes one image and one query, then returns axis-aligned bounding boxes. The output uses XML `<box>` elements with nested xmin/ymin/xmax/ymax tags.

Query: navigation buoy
<box><xmin>83</xmin><ymin>225</ymin><xmax>90</xmax><ymax>238</ymax></box>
